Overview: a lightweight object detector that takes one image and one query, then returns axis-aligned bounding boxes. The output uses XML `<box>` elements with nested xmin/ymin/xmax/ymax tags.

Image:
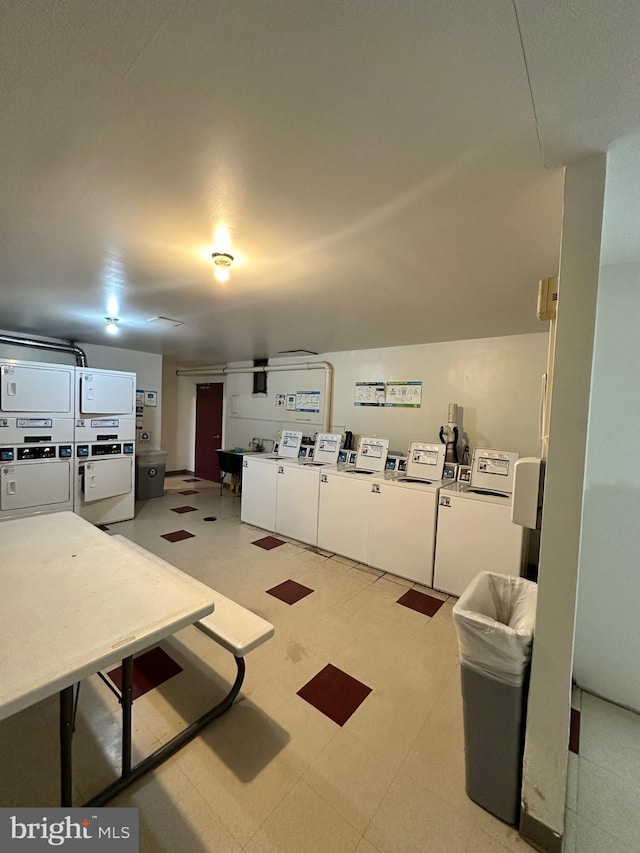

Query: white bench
<box><xmin>111</xmin><ymin>534</ymin><xmax>274</xmax><ymax>658</ymax></box>
<box><xmin>107</xmin><ymin>535</ymin><xmax>274</xmax><ymax>731</ymax></box>
<box><xmin>80</xmin><ymin>534</ymin><xmax>275</xmax><ymax>806</ymax></box>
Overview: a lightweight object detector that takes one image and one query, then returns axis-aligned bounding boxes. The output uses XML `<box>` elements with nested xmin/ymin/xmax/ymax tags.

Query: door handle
<box><xmin>212</xmin><ymin>435</ymin><xmax>221</xmax><ymax>439</ymax></box>
<box><xmin>7</xmin><ymin>480</ymin><xmax>16</xmax><ymax>495</ymax></box>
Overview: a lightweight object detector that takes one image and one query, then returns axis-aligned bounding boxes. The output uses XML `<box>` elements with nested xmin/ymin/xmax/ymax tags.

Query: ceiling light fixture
<box><xmin>212</xmin><ymin>251</ymin><xmax>234</xmax><ymax>283</ymax></box>
<box><xmin>105</xmin><ymin>317</ymin><xmax>119</xmax><ymax>335</ymax></box>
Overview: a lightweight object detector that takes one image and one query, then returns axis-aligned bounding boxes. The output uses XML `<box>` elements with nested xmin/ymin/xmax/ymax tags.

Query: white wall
<box><xmin>224</xmin><ymin>359</ymin><xmax>326</xmax><ymax>451</ymax></box>
<box><xmin>0</xmin><ymin>336</ymin><xmax>163</xmax><ymax>448</ymax></box>
<box><xmin>573</xmin><ymin>263</ymin><xmax>640</xmax><ymax>710</ymax></box>
<box><xmin>326</xmin><ymin>334</ymin><xmax>548</xmax><ymax>457</ymax></box>
<box><xmin>521</xmin><ymin>154</ymin><xmax>606</xmax><ymax>842</ymax></box>
<box><xmin>220</xmin><ymin>335</ymin><xmax>548</xmax><ymax>457</ymax></box>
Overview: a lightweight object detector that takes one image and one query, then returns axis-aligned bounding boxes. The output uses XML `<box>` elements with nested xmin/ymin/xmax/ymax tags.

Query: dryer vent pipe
<box><xmin>0</xmin><ymin>333</ymin><xmax>87</xmax><ymax>366</ymax></box>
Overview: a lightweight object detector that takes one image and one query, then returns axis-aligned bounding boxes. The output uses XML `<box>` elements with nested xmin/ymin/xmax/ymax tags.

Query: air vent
<box><xmin>146</xmin><ymin>316</ymin><xmax>184</xmax><ymax>328</ymax></box>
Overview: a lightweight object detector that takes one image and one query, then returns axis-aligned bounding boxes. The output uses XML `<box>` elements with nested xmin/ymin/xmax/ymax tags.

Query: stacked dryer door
<box><xmin>74</xmin><ymin>368</ymin><xmax>136</xmax><ymax>524</ymax></box>
<box><xmin>0</xmin><ymin>360</ymin><xmax>75</xmax><ymax>521</ymax></box>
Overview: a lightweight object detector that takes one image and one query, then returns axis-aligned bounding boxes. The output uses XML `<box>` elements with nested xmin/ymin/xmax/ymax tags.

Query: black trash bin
<box><xmin>135</xmin><ymin>450</ymin><xmax>168</xmax><ymax>499</ymax></box>
<box><xmin>452</xmin><ymin>571</ymin><xmax>537</xmax><ymax>825</ymax></box>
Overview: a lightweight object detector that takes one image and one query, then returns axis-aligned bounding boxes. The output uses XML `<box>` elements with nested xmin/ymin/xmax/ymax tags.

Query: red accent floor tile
<box><xmin>182</xmin><ymin>478</ymin><xmax>201</xmax><ymax>482</ymax></box>
<box><xmin>397</xmin><ymin>588</ymin><xmax>445</xmax><ymax>617</ymax></box>
<box><xmin>178</xmin><ymin>489</ymin><xmax>200</xmax><ymax>495</ymax></box>
<box><xmin>267</xmin><ymin>579</ymin><xmax>314</xmax><ymax>605</ymax></box>
<box><xmin>171</xmin><ymin>505</ymin><xmax>198</xmax><ymax>514</ymax></box>
<box><xmin>252</xmin><ymin>535</ymin><xmax>286</xmax><ymax>550</ymax></box>
<box><xmin>569</xmin><ymin>707</ymin><xmax>581</xmax><ymax>754</ymax></box>
<box><xmin>297</xmin><ymin>664</ymin><xmax>372</xmax><ymax>726</ymax></box>
<box><xmin>107</xmin><ymin>647</ymin><xmax>183</xmax><ymax>700</ymax></box>
<box><xmin>161</xmin><ymin>529</ymin><xmax>195</xmax><ymax>543</ymax></box>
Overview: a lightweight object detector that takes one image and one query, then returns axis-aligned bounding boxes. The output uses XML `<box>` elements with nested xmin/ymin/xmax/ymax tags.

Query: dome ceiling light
<box><xmin>211</xmin><ymin>251</ymin><xmax>234</xmax><ymax>283</ymax></box>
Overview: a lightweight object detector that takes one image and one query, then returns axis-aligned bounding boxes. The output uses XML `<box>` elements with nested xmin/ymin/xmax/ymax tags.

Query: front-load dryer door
<box><xmin>1</xmin><ymin>364</ymin><xmax>73</xmax><ymax>415</ymax></box>
<box><xmin>78</xmin><ymin>372</ymin><xmax>135</xmax><ymax>416</ymax></box>
<box><xmin>1</xmin><ymin>461</ymin><xmax>72</xmax><ymax>510</ymax></box>
<box><xmin>82</xmin><ymin>458</ymin><xmax>133</xmax><ymax>502</ymax></box>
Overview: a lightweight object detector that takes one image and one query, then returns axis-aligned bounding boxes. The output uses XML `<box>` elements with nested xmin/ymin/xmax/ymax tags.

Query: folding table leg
<box><xmin>60</xmin><ymin>686</ymin><xmax>74</xmax><ymax>806</ymax></box>
<box><xmin>121</xmin><ymin>656</ymin><xmax>133</xmax><ymax>776</ymax></box>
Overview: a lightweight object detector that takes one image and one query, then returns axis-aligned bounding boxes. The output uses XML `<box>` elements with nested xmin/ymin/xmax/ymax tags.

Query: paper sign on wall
<box><xmin>385</xmin><ymin>381</ymin><xmax>422</xmax><ymax>407</ymax></box>
<box><xmin>296</xmin><ymin>391</ymin><xmax>320</xmax><ymax>412</ymax></box>
<box><xmin>354</xmin><ymin>381</ymin><xmax>386</xmax><ymax>406</ymax></box>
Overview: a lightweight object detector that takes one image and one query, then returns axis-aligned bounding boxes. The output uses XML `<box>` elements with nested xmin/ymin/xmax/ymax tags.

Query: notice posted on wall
<box><xmin>385</xmin><ymin>381</ymin><xmax>422</xmax><ymax>407</ymax></box>
<box><xmin>296</xmin><ymin>391</ymin><xmax>320</xmax><ymax>413</ymax></box>
<box><xmin>354</xmin><ymin>381</ymin><xmax>386</xmax><ymax>406</ymax></box>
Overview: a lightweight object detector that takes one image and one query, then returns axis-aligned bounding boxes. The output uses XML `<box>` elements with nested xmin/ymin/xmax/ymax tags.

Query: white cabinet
<box><xmin>275</xmin><ymin>464</ymin><xmax>320</xmax><ymax>546</ymax></box>
<box><xmin>317</xmin><ymin>471</ymin><xmax>371</xmax><ymax>563</ymax></box>
<box><xmin>367</xmin><ymin>480</ymin><xmax>438</xmax><ymax>585</ymax></box>
<box><xmin>241</xmin><ymin>456</ymin><xmax>278</xmax><ymax>531</ymax></box>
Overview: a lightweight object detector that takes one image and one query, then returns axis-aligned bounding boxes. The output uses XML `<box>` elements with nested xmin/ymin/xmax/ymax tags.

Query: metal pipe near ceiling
<box><xmin>176</xmin><ymin>361</ymin><xmax>334</xmax><ymax>433</ymax></box>
<box><xmin>0</xmin><ymin>332</ymin><xmax>88</xmax><ymax>366</ymax></box>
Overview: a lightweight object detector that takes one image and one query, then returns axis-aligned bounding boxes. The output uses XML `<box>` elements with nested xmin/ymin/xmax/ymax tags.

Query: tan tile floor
<box><xmin>0</xmin><ymin>474</ymin><xmax>537</xmax><ymax>851</ymax></box>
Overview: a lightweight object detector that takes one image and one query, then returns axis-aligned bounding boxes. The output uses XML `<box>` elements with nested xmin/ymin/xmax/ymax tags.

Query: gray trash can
<box><xmin>135</xmin><ymin>450</ymin><xmax>168</xmax><ymax>499</ymax></box>
<box><xmin>452</xmin><ymin>571</ymin><xmax>537</xmax><ymax>825</ymax></box>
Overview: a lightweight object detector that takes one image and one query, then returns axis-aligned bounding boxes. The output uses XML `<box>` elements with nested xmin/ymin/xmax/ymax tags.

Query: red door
<box><xmin>194</xmin><ymin>383</ymin><xmax>223</xmax><ymax>482</ymax></box>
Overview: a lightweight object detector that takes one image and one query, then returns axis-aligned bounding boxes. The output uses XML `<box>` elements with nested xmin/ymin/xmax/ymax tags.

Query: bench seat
<box><xmin>110</xmin><ymin>534</ymin><xmax>274</xmax><ymax>655</ymax></box>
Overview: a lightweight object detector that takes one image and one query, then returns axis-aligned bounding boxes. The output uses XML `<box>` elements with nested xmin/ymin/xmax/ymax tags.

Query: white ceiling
<box><xmin>0</xmin><ymin>1</ymin><xmax>638</xmax><ymax>364</ymax></box>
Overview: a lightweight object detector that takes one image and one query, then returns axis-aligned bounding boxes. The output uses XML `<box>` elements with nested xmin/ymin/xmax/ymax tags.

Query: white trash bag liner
<box><xmin>452</xmin><ymin>571</ymin><xmax>537</xmax><ymax>687</ymax></box>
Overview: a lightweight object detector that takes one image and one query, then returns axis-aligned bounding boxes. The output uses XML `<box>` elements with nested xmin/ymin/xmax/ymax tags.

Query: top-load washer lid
<box><xmin>469</xmin><ymin>448</ymin><xmax>519</xmax><ymax>496</ymax></box>
<box><xmin>276</xmin><ymin>429</ymin><xmax>303</xmax><ymax>459</ymax></box>
<box><xmin>347</xmin><ymin>436</ymin><xmax>389</xmax><ymax>474</ymax></box>
<box><xmin>396</xmin><ymin>441</ymin><xmax>446</xmax><ymax>483</ymax></box>
<box><xmin>302</xmin><ymin>432</ymin><xmax>342</xmax><ymax>466</ymax></box>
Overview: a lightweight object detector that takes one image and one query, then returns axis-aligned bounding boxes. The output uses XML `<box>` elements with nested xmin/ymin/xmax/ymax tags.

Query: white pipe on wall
<box><xmin>175</xmin><ymin>362</ymin><xmax>334</xmax><ymax>433</ymax></box>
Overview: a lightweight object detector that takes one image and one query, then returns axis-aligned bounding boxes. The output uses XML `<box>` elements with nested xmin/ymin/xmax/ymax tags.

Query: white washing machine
<box><xmin>1</xmin><ymin>433</ymin><xmax>74</xmax><ymax>521</ymax></box>
<box><xmin>366</xmin><ymin>442</ymin><xmax>447</xmax><ymax>585</ymax></box>
<box><xmin>74</xmin><ymin>367</ymin><xmax>137</xmax><ymax>524</ymax></box>
<box><xmin>317</xmin><ymin>436</ymin><xmax>390</xmax><ymax>562</ymax></box>
<box><xmin>240</xmin><ymin>430</ymin><xmax>303</xmax><ymax>531</ymax></box>
<box><xmin>274</xmin><ymin>433</ymin><xmax>343</xmax><ymax>545</ymax></box>
<box><xmin>241</xmin><ymin>453</ymin><xmax>280</xmax><ymax>531</ymax></box>
<box><xmin>0</xmin><ymin>359</ymin><xmax>75</xmax><ymax>520</ymax></box>
<box><xmin>74</xmin><ymin>438</ymin><xmax>135</xmax><ymax>525</ymax></box>
<box><xmin>432</xmin><ymin>448</ymin><xmax>525</xmax><ymax>597</ymax></box>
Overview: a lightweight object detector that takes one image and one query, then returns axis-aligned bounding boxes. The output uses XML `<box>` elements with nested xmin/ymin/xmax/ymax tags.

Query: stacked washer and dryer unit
<box><xmin>74</xmin><ymin>367</ymin><xmax>136</xmax><ymax>525</ymax></box>
<box><xmin>0</xmin><ymin>360</ymin><xmax>75</xmax><ymax>521</ymax></box>
<box><xmin>0</xmin><ymin>358</ymin><xmax>136</xmax><ymax>525</ymax></box>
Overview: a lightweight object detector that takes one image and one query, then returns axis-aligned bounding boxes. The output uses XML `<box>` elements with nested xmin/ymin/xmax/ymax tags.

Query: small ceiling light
<box><xmin>212</xmin><ymin>251</ymin><xmax>234</xmax><ymax>283</ymax></box>
<box><xmin>105</xmin><ymin>317</ymin><xmax>119</xmax><ymax>335</ymax></box>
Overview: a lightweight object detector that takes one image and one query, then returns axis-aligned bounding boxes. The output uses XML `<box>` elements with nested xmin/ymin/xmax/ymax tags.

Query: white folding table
<box><xmin>0</xmin><ymin>511</ymin><xmax>217</xmax><ymax>806</ymax></box>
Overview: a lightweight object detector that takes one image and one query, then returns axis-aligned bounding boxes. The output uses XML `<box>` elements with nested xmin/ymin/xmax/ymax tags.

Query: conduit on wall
<box><xmin>175</xmin><ymin>362</ymin><xmax>334</xmax><ymax>433</ymax></box>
